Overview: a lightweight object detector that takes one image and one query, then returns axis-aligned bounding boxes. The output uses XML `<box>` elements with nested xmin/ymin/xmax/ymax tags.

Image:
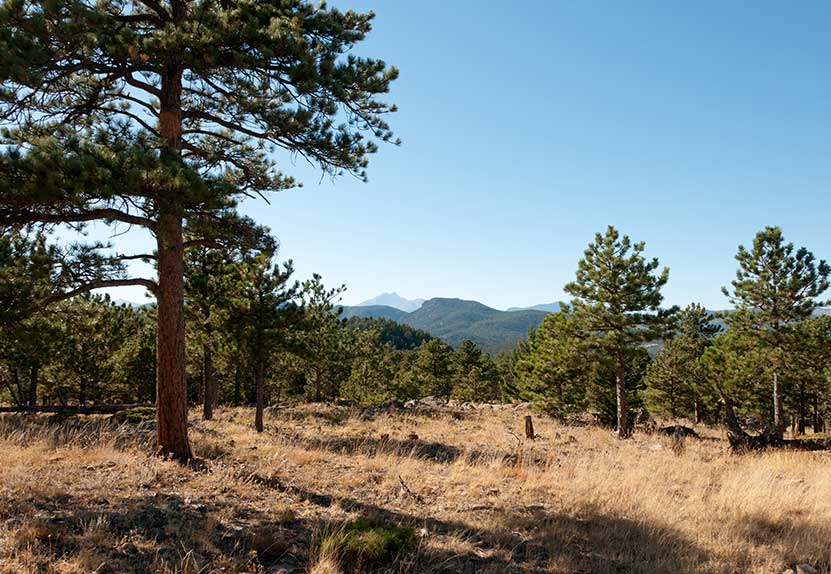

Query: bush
<box><xmin>314</xmin><ymin>517</ymin><xmax>416</xmax><ymax>570</ymax></box>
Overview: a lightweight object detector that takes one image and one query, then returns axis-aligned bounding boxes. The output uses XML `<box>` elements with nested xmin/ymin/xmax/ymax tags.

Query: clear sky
<box><xmin>98</xmin><ymin>0</ymin><xmax>831</xmax><ymax>310</ymax></box>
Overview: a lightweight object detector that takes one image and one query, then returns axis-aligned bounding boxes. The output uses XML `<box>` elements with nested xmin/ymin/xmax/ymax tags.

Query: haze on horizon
<box><xmin>87</xmin><ymin>0</ymin><xmax>831</xmax><ymax>311</ymax></box>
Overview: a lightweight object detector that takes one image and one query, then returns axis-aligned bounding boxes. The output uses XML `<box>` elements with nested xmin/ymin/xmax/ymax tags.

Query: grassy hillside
<box><xmin>341</xmin><ymin>298</ymin><xmax>548</xmax><ymax>353</ymax></box>
<box><xmin>1</xmin><ymin>406</ymin><xmax>829</xmax><ymax>574</ymax></box>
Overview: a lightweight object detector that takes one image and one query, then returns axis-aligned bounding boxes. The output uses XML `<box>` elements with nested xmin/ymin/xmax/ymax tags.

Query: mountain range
<box><xmin>356</xmin><ymin>292</ymin><xmax>425</xmax><ymax>312</ymax></box>
<box><xmin>345</xmin><ymin>295</ymin><xmax>831</xmax><ymax>356</ymax></box>
<box><xmin>342</xmin><ymin>297</ymin><xmax>554</xmax><ymax>354</ymax></box>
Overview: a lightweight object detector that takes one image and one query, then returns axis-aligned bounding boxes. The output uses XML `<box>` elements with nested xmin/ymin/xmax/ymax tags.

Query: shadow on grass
<box><xmin>736</xmin><ymin>513</ymin><xmax>831</xmax><ymax>572</ymax></box>
<box><xmin>243</xmin><ymin>470</ymin><xmax>710</xmax><ymax>574</ymax></box>
<box><xmin>297</xmin><ymin>434</ymin><xmax>551</xmax><ymax>468</ymax></box>
<box><xmin>3</xmin><ymin>489</ymin><xmax>304</xmax><ymax>573</ymax></box>
<box><xmin>4</xmin><ymin>460</ymin><xmax>712</xmax><ymax>574</ymax></box>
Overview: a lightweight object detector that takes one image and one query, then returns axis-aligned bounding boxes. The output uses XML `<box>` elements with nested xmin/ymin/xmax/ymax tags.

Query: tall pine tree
<box><xmin>723</xmin><ymin>226</ymin><xmax>829</xmax><ymax>438</ymax></box>
<box><xmin>0</xmin><ymin>1</ymin><xmax>397</xmax><ymax>458</ymax></box>
<box><xmin>565</xmin><ymin>226</ymin><xmax>673</xmax><ymax>438</ymax></box>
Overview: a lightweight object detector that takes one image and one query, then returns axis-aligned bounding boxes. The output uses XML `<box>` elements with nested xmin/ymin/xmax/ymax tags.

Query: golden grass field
<box><xmin>1</xmin><ymin>404</ymin><xmax>829</xmax><ymax>574</ymax></box>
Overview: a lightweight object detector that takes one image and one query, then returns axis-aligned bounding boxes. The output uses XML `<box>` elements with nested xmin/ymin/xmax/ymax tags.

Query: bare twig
<box><xmin>398</xmin><ymin>475</ymin><xmax>424</xmax><ymax>504</ymax></box>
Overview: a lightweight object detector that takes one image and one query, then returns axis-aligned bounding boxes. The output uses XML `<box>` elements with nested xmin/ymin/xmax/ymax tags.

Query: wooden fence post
<box><xmin>525</xmin><ymin>415</ymin><xmax>535</xmax><ymax>440</ymax></box>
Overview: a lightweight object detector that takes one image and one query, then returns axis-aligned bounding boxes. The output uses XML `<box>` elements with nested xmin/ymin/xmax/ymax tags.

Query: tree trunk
<box><xmin>12</xmin><ymin>367</ymin><xmax>24</xmax><ymax>406</ymax></box>
<box><xmin>813</xmin><ymin>393</ymin><xmax>823</xmax><ymax>434</ymax></box>
<box><xmin>772</xmin><ymin>371</ymin><xmax>784</xmax><ymax>439</ymax></box>
<box><xmin>797</xmin><ymin>384</ymin><xmax>806</xmax><ymax>436</ymax></box>
<box><xmin>202</xmin><ymin>340</ymin><xmax>215</xmax><ymax>421</ymax></box>
<box><xmin>154</xmin><ymin>59</ymin><xmax>192</xmax><ymax>461</ymax></box>
<box><xmin>615</xmin><ymin>355</ymin><xmax>630</xmax><ymax>439</ymax></box>
<box><xmin>254</xmin><ymin>350</ymin><xmax>265</xmax><ymax>433</ymax></box>
<box><xmin>27</xmin><ymin>366</ymin><xmax>37</xmax><ymax>406</ymax></box>
<box><xmin>233</xmin><ymin>364</ymin><xmax>242</xmax><ymax>405</ymax></box>
<box><xmin>3</xmin><ymin>373</ymin><xmax>22</xmax><ymax>407</ymax></box>
<box><xmin>715</xmin><ymin>382</ymin><xmax>780</xmax><ymax>451</ymax></box>
<box><xmin>155</xmin><ymin>201</ymin><xmax>192</xmax><ymax>460</ymax></box>
<box><xmin>693</xmin><ymin>396</ymin><xmax>702</xmax><ymax>425</ymax></box>
<box><xmin>314</xmin><ymin>366</ymin><xmax>322</xmax><ymax>403</ymax></box>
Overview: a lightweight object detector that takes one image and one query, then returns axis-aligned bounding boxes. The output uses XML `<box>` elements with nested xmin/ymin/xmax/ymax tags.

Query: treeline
<box><xmin>504</xmin><ymin>226</ymin><xmax>831</xmax><ymax>444</ymax></box>
<box><xmin>0</xmin><ymin>231</ymin><xmax>504</xmax><ymax>425</ymax></box>
<box><xmin>3</xmin><ymin>224</ymin><xmax>830</xmax><ymax>446</ymax></box>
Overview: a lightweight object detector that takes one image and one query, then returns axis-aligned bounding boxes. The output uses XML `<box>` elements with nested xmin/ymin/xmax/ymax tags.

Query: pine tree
<box><xmin>723</xmin><ymin>226</ymin><xmax>829</xmax><ymax>438</ymax></box>
<box><xmin>112</xmin><ymin>305</ymin><xmax>157</xmax><ymax>404</ymax></box>
<box><xmin>341</xmin><ymin>328</ymin><xmax>396</xmax><ymax>406</ymax></box>
<box><xmin>703</xmin><ymin>312</ymin><xmax>778</xmax><ymax>439</ymax></box>
<box><xmin>0</xmin><ymin>0</ymin><xmax>397</xmax><ymax>459</ymax></box>
<box><xmin>52</xmin><ymin>295</ymin><xmax>140</xmax><ymax>405</ymax></box>
<box><xmin>450</xmin><ymin>340</ymin><xmax>500</xmax><ymax>402</ymax></box>
<box><xmin>0</xmin><ymin>231</ymin><xmax>60</xmax><ymax>406</ymax></box>
<box><xmin>233</xmin><ymin>251</ymin><xmax>300</xmax><ymax>432</ymax></box>
<box><xmin>787</xmin><ymin>316</ymin><xmax>831</xmax><ymax>434</ymax></box>
<box><xmin>298</xmin><ymin>275</ymin><xmax>348</xmax><ymax>403</ymax></box>
<box><xmin>643</xmin><ymin>303</ymin><xmax>722</xmax><ymax>421</ymax></box>
<box><xmin>409</xmin><ymin>339</ymin><xmax>455</xmax><ymax>399</ymax></box>
<box><xmin>565</xmin><ymin>226</ymin><xmax>673</xmax><ymax>438</ymax></box>
<box><xmin>514</xmin><ymin>308</ymin><xmax>590</xmax><ymax>415</ymax></box>
<box><xmin>185</xmin><ymin>246</ymin><xmax>238</xmax><ymax>420</ymax></box>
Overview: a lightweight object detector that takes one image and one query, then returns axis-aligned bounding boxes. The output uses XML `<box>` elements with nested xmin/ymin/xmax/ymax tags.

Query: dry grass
<box><xmin>1</xmin><ymin>405</ymin><xmax>830</xmax><ymax>573</ymax></box>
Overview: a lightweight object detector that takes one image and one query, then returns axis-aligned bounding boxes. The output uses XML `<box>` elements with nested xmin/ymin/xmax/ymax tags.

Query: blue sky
<box><xmin>98</xmin><ymin>0</ymin><xmax>831</xmax><ymax>310</ymax></box>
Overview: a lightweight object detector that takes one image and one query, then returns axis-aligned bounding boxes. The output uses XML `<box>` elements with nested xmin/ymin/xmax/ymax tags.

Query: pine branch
<box><xmin>49</xmin><ymin>278</ymin><xmax>158</xmax><ymax>303</ymax></box>
<box><xmin>136</xmin><ymin>0</ymin><xmax>171</xmax><ymax>21</ymax></box>
<box><xmin>1</xmin><ymin>208</ymin><xmax>156</xmax><ymax>231</ymax></box>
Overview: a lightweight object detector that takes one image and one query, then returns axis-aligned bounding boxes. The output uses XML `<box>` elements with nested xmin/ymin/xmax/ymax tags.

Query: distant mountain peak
<box><xmin>356</xmin><ymin>292</ymin><xmax>425</xmax><ymax>312</ymax></box>
<box><xmin>506</xmin><ymin>302</ymin><xmax>563</xmax><ymax>313</ymax></box>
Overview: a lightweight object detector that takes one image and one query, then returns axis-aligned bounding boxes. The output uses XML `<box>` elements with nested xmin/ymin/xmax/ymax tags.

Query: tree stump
<box><xmin>525</xmin><ymin>415</ymin><xmax>535</xmax><ymax>440</ymax></box>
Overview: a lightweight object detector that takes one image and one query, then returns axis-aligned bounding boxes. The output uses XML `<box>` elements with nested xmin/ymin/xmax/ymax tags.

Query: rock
<box><xmin>403</xmin><ymin>396</ymin><xmax>447</xmax><ymax>409</ymax></box>
<box><xmin>796</xmin><ymin>564</ymin><xmax>817</xmax><ymax>574</ymax></box>
<box><xmin>563</xmin><ymin>412</ymin><xmax>601</xmax><ymax>427</ymax></box>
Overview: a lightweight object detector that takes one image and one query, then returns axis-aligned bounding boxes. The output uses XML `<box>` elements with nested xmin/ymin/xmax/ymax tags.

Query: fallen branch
<box><xmin>0</xmin><ymin>403</ymin><xmax>153</xmax><ymax>415</ymax></box>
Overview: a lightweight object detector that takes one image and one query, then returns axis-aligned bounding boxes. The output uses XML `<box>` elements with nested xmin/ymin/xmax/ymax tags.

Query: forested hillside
<box><xmin>341</xmin><ymin>298</ymin><xmax>548</xmax><ymax>353</ymax></box>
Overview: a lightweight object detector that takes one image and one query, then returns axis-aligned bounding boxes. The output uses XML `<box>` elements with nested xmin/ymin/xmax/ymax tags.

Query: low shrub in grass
<box><xmin>111</xmin><ymin>406</ymin><xmax>156</xmax><ymax>424</ymax></box>
<box><xmin>314</xmin><ymin>517</ymin><xmax>417</xmax><ymax>570</ymax></box>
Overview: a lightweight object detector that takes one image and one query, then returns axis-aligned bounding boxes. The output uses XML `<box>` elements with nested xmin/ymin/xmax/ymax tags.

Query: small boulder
<box><xmin>796</xmin><ymin>564</ymin><xmax>817</xmax><ymax>574</ymax></box>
